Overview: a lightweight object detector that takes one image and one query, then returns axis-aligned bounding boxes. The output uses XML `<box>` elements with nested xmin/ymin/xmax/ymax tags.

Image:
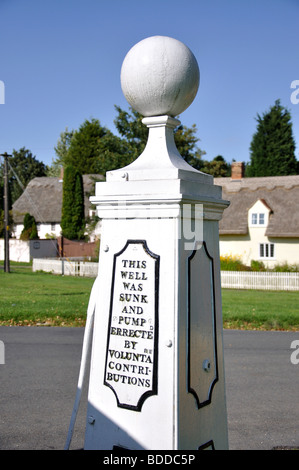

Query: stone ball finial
<box><xmin>120</xmin><ymin>36</ymin><xmax>200</xmax><ymax>118</ymax></box>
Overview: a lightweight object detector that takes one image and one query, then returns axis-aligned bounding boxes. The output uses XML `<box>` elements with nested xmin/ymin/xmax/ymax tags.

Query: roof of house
<box><xmin>214</xmin><ymin>175</ymin><xmax>299</xmax><ymax>238</ymax></box>
<box><xmin>13</xmin><ymin>172</ymin><xmax>299</xmax><ymax>238</ymax></box>
<box><xmin>12</xmin><ymin>175</ymin><xmax>104</xmax><ymax>224</ymax></box>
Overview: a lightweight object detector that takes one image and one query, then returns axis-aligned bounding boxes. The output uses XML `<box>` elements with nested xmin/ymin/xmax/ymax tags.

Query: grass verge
<box><xmin>222</xmin><ymin>288</ymin><xmax>299</xmax><ymax>331</ymax></box>
<box><xmin>0</xmin><ymin>267</ymin><xmax>94</xmax><ymax>326</ymax></box>
<box><xmin>0</xmin><ymin>267</ymin><xmax>299</xmax><ymax>330</ymax></box>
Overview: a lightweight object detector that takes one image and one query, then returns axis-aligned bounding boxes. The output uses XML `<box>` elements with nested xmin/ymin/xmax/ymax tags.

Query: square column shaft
<box><xmin>84</xmin><ymin>153</ymin><xmax>229</xmax><ymax>449</ymax></box>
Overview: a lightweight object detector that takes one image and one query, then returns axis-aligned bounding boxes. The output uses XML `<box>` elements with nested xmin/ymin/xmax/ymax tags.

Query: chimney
<box><xmin>59</xmin><ymin>167</ymin><xmax>64</xmax><ymax>182</ymax></box>
<box><xmin>231</xmin><ymin>162</ymin><xmax>244</xmax><ymax>180</ymax></box>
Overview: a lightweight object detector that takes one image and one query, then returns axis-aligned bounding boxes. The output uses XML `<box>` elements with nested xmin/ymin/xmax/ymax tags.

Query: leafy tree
<box><xmin>114</xmin><ymin>105</ymin><xmax>148</xmax><ymax>160</ymax></box>
<box><xmin>51</xmin><ymin>108</ymin><xmax>207</xmax><ymax>178</ymax></box>
<box><xmin>61</xmin><ymin>166</ymin><xmax>85</xmax><ymax>240</ymax></box>
<box><xmin>0</xmin><ymin>148</ymin><xmax>47</xmax><ymax>206</ymax></box>
<box><xmin>201</xmin><ymin>155</ymin><xmax>230</xmax><ymax>177</ymax></box>
<box><xmin>20</xmin><ymin>213</ymin><xmax>38</xmax><ymax>240</ymax></box>
<box><xmin>0</xmin><ymin>209</ymin><xmax>13</xmax><ymax>238</ymax></box>
<box><xmin>95</xmin><ymin>131</ymin><xmax>131</xmax><ymax>175</ymax></box>
<box><xmin>247</xmin><ymin>100</ymin><xmax>297</xmax><ymax>176</ymax></box>
<box><xmin>174</xmin><ymin>123</ymin><xmax>206</xmax><ymax>169</ymax></box>
<box><xmin>47</xmin><ymin>127</ymin><xmax>74</xmax><ymax>176</ymax></box>
<box><xmin>64</xmin><ymin>118</ymin><xmax>126</xmax><ymax>175</ymax></box>
<box><xmin>114</xmin><ymin>105</ymin><xmax>206</xmax><ymax>170</ymax></box>
<box><xmin>65</xmin><ymin>119</ymin><xmax>104</xmax><ymax>174</ymax></box>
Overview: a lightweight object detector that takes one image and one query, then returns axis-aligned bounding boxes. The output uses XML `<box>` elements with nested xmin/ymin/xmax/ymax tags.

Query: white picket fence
<box><xmin>221</xmin><ymin>270</ymin><xmax>299</xmax><ymax>291</ymax></box>
<box><xmin>32</xmin><ymin>258</ymin><xmax>98</xmax><ymax>277</ymax></box>
<box><xmin>32</xmin><ymin>259</ymin><xmax>299</xmax><ymax>290</ymax></box>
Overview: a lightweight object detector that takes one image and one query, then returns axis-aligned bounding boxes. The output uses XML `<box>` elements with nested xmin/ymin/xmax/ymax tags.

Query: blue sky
<box><xmin>0</xmin><ymin>0</ymin><xmax>299</xmax><ymax>168</ymax></box>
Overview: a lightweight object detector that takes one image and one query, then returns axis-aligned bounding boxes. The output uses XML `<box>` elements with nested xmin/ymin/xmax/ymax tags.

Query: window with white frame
<box><xmin>51</xmin><ymin>223</ymin><xmax>56</xmax><ymax>231</ymax></box>
<box><xmin>259</xmin><ymin>213</ymin><xmax>265</xmax><ymax>225</ymax></box>
<box><xmin>259</xmin><ymin>243</ymin><xmax>275</xmax><ymax>259</ymax></box>
<box><xmin>251</xmin><ymin>213</ymin><xmax>265</xmax><ymax>225</ymax></box>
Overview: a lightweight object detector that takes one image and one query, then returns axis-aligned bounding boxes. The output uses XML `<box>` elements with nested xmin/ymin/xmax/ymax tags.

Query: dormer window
<box><xmin>249</xmin><ymin>199</ymin><xmax>271</xmax><ymax>228</ymax></box>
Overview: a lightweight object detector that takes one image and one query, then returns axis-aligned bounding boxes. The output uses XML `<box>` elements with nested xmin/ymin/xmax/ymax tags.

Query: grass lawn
<box><xmin>0</xmin><ymin>266</ymin><xmax>94</xmax><ymax>326</ymax></box>
<box><xmin>0</xmin><ymin>266</ymin><xmax>299</xmax><ymax>330</ymax></box>
<box><xmin>222</xmin><ymin>288</ymin><xmax>299</xmax><ymax>331</ymax></box>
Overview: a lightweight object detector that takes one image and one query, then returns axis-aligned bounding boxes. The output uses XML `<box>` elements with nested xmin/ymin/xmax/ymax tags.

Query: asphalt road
<box><xmin>0</xmin><ymin>326</ymin><xmax>298</xmax><ymax>450</ymax></box>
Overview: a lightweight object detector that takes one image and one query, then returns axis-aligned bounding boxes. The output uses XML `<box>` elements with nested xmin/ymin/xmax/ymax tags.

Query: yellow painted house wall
<box><xmin>219</xmin><ymin>199</ymin><xmax>299</xmax><ymax>268</ymax></box>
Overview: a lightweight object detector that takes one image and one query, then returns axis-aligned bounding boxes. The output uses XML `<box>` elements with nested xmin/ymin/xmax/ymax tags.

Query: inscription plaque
<box><xmin>104</xmin><ymin>240</ymin><xmax>160</xmax><ymax>411</ymax></box>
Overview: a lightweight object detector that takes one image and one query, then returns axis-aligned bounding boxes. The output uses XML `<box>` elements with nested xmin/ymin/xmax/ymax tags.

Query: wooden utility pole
<box><xmin>1</xmin><ymin>152</ymin><xmax>12</xmax><ymax>273</ymax></box>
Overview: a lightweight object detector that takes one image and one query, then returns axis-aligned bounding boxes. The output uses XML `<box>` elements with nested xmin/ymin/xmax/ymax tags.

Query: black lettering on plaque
<box><xmin>104</xmin><ymin>240</ymin><xmax>159</xmax><ymax>411</ymax></box>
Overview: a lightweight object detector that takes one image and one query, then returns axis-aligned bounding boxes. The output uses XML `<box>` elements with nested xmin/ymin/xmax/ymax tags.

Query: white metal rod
<box><xmin>64</xmin><ymin>276</ymin><xmax>99</xmax><ymax>450</ymax></box>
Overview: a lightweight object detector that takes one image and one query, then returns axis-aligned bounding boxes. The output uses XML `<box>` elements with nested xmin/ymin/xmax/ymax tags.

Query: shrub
<box><xmin>20</xmin><ymin>213</ymin><xmax>38</xmax><ymax>240</ymax></box>
<box><xmin>273</xmin><ymin>262</ymin><xmax>299</xmax><ymax>272</ymax></box>
<box><xmin>220</xmin><ymin>254</ymin><xmax>249</xmax><ymax>271</ymax></box>
<box><xmin>220</xmin><ymin>257</ymin><xmax>299</xmax><ymax>272</ymax></box>
<box><xmin>250</xmin><ymin>260</ymin><xmax>266</xmax><ymax>271</ymax></box>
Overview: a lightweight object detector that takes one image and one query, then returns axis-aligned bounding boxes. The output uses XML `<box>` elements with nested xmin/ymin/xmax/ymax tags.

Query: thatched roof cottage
<box><xmin>215</xmin><ymin>163</ymin><xmax>299</xmax><ymax>267</ymax></box>
<box><xmin>12</xmin><ymin>174</ymin><xmax>104</xmax><ymax>239</ymax></box>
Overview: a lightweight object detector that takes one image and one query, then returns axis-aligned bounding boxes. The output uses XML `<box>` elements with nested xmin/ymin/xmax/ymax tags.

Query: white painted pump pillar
<box><xmin>84</xmin><ymin>36</ymin><xmax>229</xmax><ymax>450</ymax></box>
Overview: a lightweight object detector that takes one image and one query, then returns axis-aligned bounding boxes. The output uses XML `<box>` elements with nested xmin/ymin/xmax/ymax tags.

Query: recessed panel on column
<box><xmin>187</xmin><ymin>242</ymin><xmax>218</xmax><ymax>409</ymax></box>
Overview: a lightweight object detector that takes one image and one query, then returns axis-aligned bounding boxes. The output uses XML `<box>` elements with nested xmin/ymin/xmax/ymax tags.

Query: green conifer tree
<box><xmin>247</xmin><ymin>100</ymin><xmax>297</xmax><ymax>176</ymax></box>
<box><xmin>72</xmin><ymin>172</ymin><xmax>85</xmax><ymax>240</ymax></box>
<box><xmin>61</xmin><ymin>166</ymin><xmax>85</xmax><ymax>240</ymax></box>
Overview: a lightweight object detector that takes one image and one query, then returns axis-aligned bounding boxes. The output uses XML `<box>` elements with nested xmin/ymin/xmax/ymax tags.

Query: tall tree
<box><xmin>247</xmin><ymin>100</ymin><xmax>297</xmax><ymax>176</ymax></box>
<box><xmin>114</xmin><ymin>105</ymin><xmax>148</xmax><ymax>160</ymax></box>
<box><xmin>0</xmin><ymin>148</ymin><xmax>47</xmax><ymax>206</ymax></box>
<box><xmin>47</xmin><ymin>127</ymin><xmax>74</xmax><ymax>176</ymax></box>
<box><xmin>173</xmin><ymin>123</ymin><xmax>206</xmax><ymax>170</ymax></box>
<box><xmin>52</xmin><ymin>107</ymin><xmax>206</xmax><ymax>178</ymax></box>
<box><xmin>72</xmin><ymin>171</ymin><xmax>85</xmax><ymax>239</ymax></box>
<box><xmin>95</xmin><ymin>130</ymin><xmax>131</xmax><ymax>175</ymax></box>
<box><xmin>114</xmin><ymin>105</ymin><xmax>206</xmax><ymax>170</ymax></box>
<box><xmin>64</xmin><ymin>118</ymin><xmax>126</xmax><ymax>175</ymax></box>
<box><xmin>61</xmin><ymin>166</ymin><xmax>75</xmax><ymax>239</ymax></box>
<box><xmin>61</xmin><ymin>166</ymin><xmax>85</xmax><ymax>240</ymax></box>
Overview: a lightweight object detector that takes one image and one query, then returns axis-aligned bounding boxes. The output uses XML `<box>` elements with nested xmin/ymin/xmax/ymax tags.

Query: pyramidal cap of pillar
<box><xmin>91</xmin><ymin>36</ymin><xmax>228</xmax><ymax>211</ymax></box>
